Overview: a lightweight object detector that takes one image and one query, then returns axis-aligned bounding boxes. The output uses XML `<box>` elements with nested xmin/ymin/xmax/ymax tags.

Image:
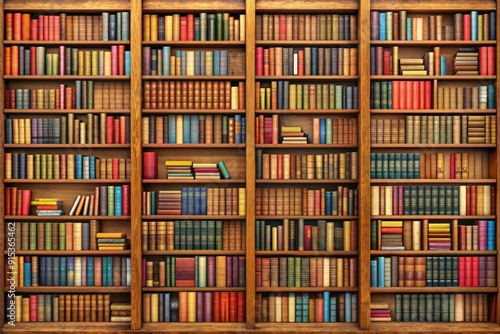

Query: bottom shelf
<box><xmin>370</xmin><ymin>322</ymin><xmax>500</xmax><ymax>333</ymax></box>
<box><xmin>1</xmin><ymin>322</ymin><xmax>130</xmax><ymax>333</ymax></box>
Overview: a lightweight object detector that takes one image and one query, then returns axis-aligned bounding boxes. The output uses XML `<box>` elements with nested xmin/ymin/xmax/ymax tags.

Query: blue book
<box><xmin>46</xmin><ymin>256</ymin><xmax>53</xmax><ymax>286</ymax></box>
<box><xmin>323</xmin><ymin>291</ymin><xmax>330</xmax><ymax>322</ymax></box>
<box><xmin>114</xmin><ymin>186</ymin><xmax>122</xmax><ymax>216</ymax></box>
<box><xmin>471</xmin><ymin>11</ymin><xmax>478</xmax><ymax>41</ymax></box>
<box><xmin>440</xmin><ymin>55</ymin><xmax>447</xmax><ymax>75</ymax></box>
<box><xmin>19</xmin><ymin>153</ymin><xmax>26</xmax><ymax>179</ymax></box>
<box><xmin>201</xmin><ymin>188</ymin><xmax>207</xmax><ymax>214</ymax></box>
<box><xmin>89</xmin><ymin>156</ymin><xmax>96</xmax><ymax>179</ymax></box>
<box><xmin>325</xmin><ymin>191</ymin><xmax>332</xmax><ymax>215</ymax></box>
<box><xmin>220</xmin><ymin>50</ymin><xmax>228</xmax><ymax>75</ymax></box>
<box><xmin>241</xmin><ymin>117</ymin><xmax>246</xmax><ymax>143</ymax></box>
<box><xmin>107</xmin><ymin>257</ymin><xmax>113</xmax><ymax>286</ymax></box>
<box><xmin>190</xmin><ymin>115</ymin><xmax>199</xmax><ymax>143</ymax></box>
<box><xmin>370</xmin><ymin>260</ymin><xmax>378</xmax><ymax>287</ymax></box>
<box><xmin>490</xmin><ymin>12</ymin><xmax>496</xmax><ymax>39</ymax></box>
<box><xmin>187</xmin><ymin>187</ymin><xmax>195</xmax><ymax>215</ymax></box>
<box><xmin>213</xmin><ymin>50</ymin><xmax>220</xmax><ymax>75</ymax></box>
<box><xmin>302</xmin><ymin>293</ymin><xmax>309</xmax><ymax>322</ymax></box>
<box><xmin>345</xmin><ymin>292</ymin><xmax>352</xmax><ymax>322</ymax></box>
<box><xmin>487</xmin><ymin>220</ymin><xmax>496</xmax><ymax>250</ymax></box>
<box><xmin>168</xmin><ymin>115</ymin><xmax>176</xmax><ymax>143</ymax></box>
<box><xmin>377</xmin><ymin>257</ymin><xmax>385</xmax><ymax>287</ymax></box>
<box><xmin>200</xmin><ymin>51</ymin><xmax>206</xmax><ymax>75</ymax></box>
<box><xmin>40</xmin><ymin>256</ymin><xmax>46</xmax><ymax>286</ymax></box>
<box><xmin>194</xmin><ymin>51</ymin><xmax>201</xmax><ymax>75</ymax></box>
<box><xmin>5</xmin><ymin>119</ymin><xmax>12</xmax><ymax>144</ymax></box>
<box><xmin>60</xmin><ymin>257</ymin><xmax>67</xmax><ymax>286</ymax></box>
<box><xmin>194</xmin><ymin>188</ymin><xmax>201</xmax><ymax>215</ymax></box>
<box><xmin>370</xmin><ymin>46</ymin><xmax>376</xmax><ymax>75</ymax></box>
<box><xmin>162</xmin><ymin>46</ymin><xmax>171</xmax><ymax>76</ymax></box>
<box><xmin>74</xmin><ymin>154</ymin><xmax>83</xmax><ymax>179</ymax></box>
<box><xmin>319</xmin><ymin>118</ymin><xmax>326</xmax><ymax>143</ymax></box>
<box><xmin>406</xmin><ymin>18</ymin><xmax>413</xmax><ymax>40</ymax></box>
<box><xmin>183</xmin><ymin>115</ymin><xmax>191</xmax><ymax>143</ymax></box>
<box><xmin>277</xmin><ymin>81</ymin><xmax>284</xmax><ymax>109</ymax></box>
<box><xmin>311</xmin><ymin>47</ymin><xmax>318</xmax><ymax>75</ymax></box>
<box><xmin>125</xmin><ymin>51</ymin><xmax>131</xmax><ymax>75</ymax></box>
<box><xmin>52</xmin><ymin>257</ymin><xmax>60</xmax><ymax>286</ymax></box>
<box><xmin>109</xmin><ymin>14</ymin><xmax>117</xmax><ymax>40</ymax></box>
<box><xmin>379</xmin><ymin>13</ymin><xmax>387</xmax><ymax>40</ymax></box>
<box><xmin>295</xmin><ymin>295</ymin><xmax>303</xmax><ymax>322</ymax></box>
<box><xmin>164</xmin><ymin>293</ymin><xmax>171</xmax><ymax>322</ymax></box>
<box><xmin>87</xmin><ymin>256</ymin><xmax>94</xmax><ymax>286</ymax></box>
<box><xmin>330</xmin><ymin>296</ymin><xmax>337</xmax><ymax>322</ymax></box>
<box><xmin>24</xmin><ymin>262</ymin><xmax>32</xmax><ymax>286</ymax></box>
<box><xmin>235</xmin><ymin>115</ymin><xmax>242</xmax><ymax>143</ymax></box>
<box><xmin>122</xmin><ymin>12</ymin><xmax>130</xmax><ymax>40</ymax></box>
<box><xmin>488</xmin><ymin>85</ymin><xmax>495</xmax><ymax>109</ymax></box>
<box><xmin>67</xmin><ymin>257</ymin><xmax>75</xmax><ymax>286</ymax></box>
<box><xmin>102</xmin><ymin>257</ymin><xmax>108</xmax><ymax>286</ymax></box>
<box><xmin>283</xmin><ymin>81</ymin><xmax>289</xmax><ymax>109</ymax></box>
<box><xmin>181</xmin><ymin>188</ymin><xmax>188</xmax><ymax>215</ymax></box>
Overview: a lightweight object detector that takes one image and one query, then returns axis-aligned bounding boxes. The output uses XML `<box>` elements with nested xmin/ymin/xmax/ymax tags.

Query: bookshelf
<box><xmin>1</xmin><ymin>0</ymin><xmax>500</xmax><ymax>333</ymax></box>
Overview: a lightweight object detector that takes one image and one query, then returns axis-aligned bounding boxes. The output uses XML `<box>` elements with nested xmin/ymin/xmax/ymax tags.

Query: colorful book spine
<box><xmin>68</xmin><ymin>185</ymin><xmax>130</xmax><ymax>216</ymax></box>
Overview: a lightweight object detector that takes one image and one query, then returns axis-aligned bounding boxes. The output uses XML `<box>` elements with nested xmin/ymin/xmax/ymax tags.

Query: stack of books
<box><xmin>193</xmin><ymin>161</ymin><xmax>231</xmax><ymax>180</ymax></box>
<box><xmin>165</xmin><ymin>160</ymin><xmax>194</xmax><ymax>179</ymax></box>
<box><xmin>400</xmin><ymin>58</ymin><xmax>427</xmax><ymax>75</ymax></box>
<box><xmin>97</xmin><ymin>232</ymin><xmax>128</xmax><ymax>250</ymax></box>
<box><xmin>110</xmin><ymin>303</ymin><xmax>131</xmax><ymax>322</ymax></box>
<box><xmin>379</xmin><ymin>220</ymin><xmax>404</xmax><ymax>250</ymax></box>
<box><xmin>428</xmin><ymin>222</ymin><xmax>451</xmax><ymax>250</ymax></box>
<box><xmin>31</xmin><ymin>197</ymin><xmax>63</xmax><ymax>216</ymax></box>
<box><xmin>452</xmin><ymin>47</ymin><xmax>479</xmax><ymax>75</ymax></box>
<box><xmin>280</xmin><ymin>125</ymin><xmax>308</xmax><ymax>144</ymax></box>
<box><xmin>157</xmin><ymin>190</ymin><xmax>182</xmax><ymax>215</ymax></box>
<box><xmin>370</xmin><ymin>302</ymin><xmax>391</xmax><ymax>322</ymax></box>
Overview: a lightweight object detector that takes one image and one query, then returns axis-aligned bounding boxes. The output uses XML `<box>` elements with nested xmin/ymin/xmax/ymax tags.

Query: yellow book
<box><xmin>96</xmin><ymin>232</ymin><xmax>127</xmax><ymax>238</ymax></box>
<box><xmin>380</xmin><ymin>221</ymin><xmax>403</xmax><ymax>227</ymax></box>
<box><xmin>281</xmin><ymin>126</ymin><xmax>302</xmax><ymax>133</ymax></box>
<box><xmin>188</xmin><ymin>292</ymin><xmax>196</xmax><ymax>322</ymax></box>
<box><xmin>164</xmin><ymin>160</ymin><xmax>193</xmax><ymax>166</ymax></box>
<box><xmin>98</xmin><ymin>246</ymin><xmax>127</xmax><ymax>250</ymax></box>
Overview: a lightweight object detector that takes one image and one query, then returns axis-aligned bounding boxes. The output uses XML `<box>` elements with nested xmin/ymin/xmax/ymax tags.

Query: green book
<box><xmin>215</xmin><ymin>220</ymin><xmax>223</xmax><ymax>250</ymax></box>
<box><xmin>217</xmin><ymin>161</ymin><xmax>231</xmax><ymax>179</ymax></box>
<box><xmin>287</xmin><ymin>257</ymin><xmax>295</xmax><ymax>287</ymax></box>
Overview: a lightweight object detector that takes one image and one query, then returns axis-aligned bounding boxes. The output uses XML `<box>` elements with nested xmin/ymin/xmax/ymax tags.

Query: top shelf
<box><xmin>256</xmin><ymin>40</ymin><xmax>358</xmax><ymax>46</ymax></box>
<box><xmin>371</xmin><ymin>40</ymin><xmax>496</xmax><ymax>46</ymax></box>
<box><xmin>142</xmin><ymin>0</ymin><xmax>245</xmax><ymax>12</ymax></box>
<box><xmin>4</xmin><ymin>0</ymin><xmax>130</xmax><ymax>12</ymax></box>
<box><xmin>256</xmin><ymin>0</ymin><xmax>358</xmax><ymax>12</ymax></box>
<box><xmin>370</xmin><ymin>0</ymin><xmax>496</xmax><ymax>12</ymax></box>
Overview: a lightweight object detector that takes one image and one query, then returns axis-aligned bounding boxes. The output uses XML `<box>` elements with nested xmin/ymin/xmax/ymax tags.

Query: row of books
<box><xmin>141</xmin><ymin>114</ymin><xmax>245</xmax><ymax>144</ymax></box>
<box><xmin>256</xmin><ymin>14</ymin><xmax>357</xmax><ymax>41</ymax></box>
<box><xmin>255</xmin><ymin>186</ymin><xmax>357</xmax><ymax>217</ymax></box>
<box><xmin>370</xmin><ymin>256</ymin><xmax>496</xmax><ymax>288</ymax></box>
<box><xmin>5</xmin><ymin>12</ymin><xmax>130</xmax><ymax>41</ymax></box>
<box><xmin>371</xmin><ymin>115</ymin><xmax>497</xmax><ymax>144</ymax></box>
<box><xmin>8</xmin><ymin>256</ymin><xmax>131</xmax><ymax>287</ymax></box>
<box><xmin>6</xmin><ymin>294</ymin><xmax>113</xmax><ymax>322</ymax></box>
<box><xmin>5</xmin><ymin>81</ymin><xmax>131</xmax><ymax>110</ymax></box>
<box><xmin>162</xmin><ymin>160</ymin><xmax>230</xmax><ymax>180</ymax></box>
<box><xmin>370</xmin><ymin>185</ymin><xmax>495</xmax><ymax>216</ymax></box>
<box><xmin>5</xmin><ymin>153</ymin><xmax>131</xmax><ymax>180</ymax></box>
<box><xmin>393</xmin><ymin>293</ymin><xmax>491</xmax><ymax>322</ymax></box>
<box><xmin>256</xmin><ymin>219</ymin><xmax>357</xmax><ymax>251</ymax></box>
<box><xmin>373</xmin><ymin>82</ymin><xmax>494</xmax><ymax>110</ymax></box>
<box><xmin>142</xmin><ymin>47</ymin><xmax>244</xmax><ymax>76</ymax></box>
<box><xmin>369</xmin><ymin>152</ymin><xmax>489</xmax><ymax>180</ymax></box>
<box><xmin>8</xmin><ymin>220</ymin><xmax>102</xmax><ymax>251</ymax></box>
<box><xmin>256</xmin><ymin>47</ymin><xmax>358</xmax><ymax>76</ymax></box>
<box><xmin>5</xmin><ymin>114</ymin><xmax>130</xmax><ymax>144</ymax></box>
<box><xmin>141</xmin><ymin>220</ymin><xmax>245</xmax><ymax>251</ymax></box>
<box><xmin>143</xmin><ymin>13</ymin><xmax>246</xmax><ymax>42</ymax></box>
<box><xmin>256</xmin><ymin>151</ymin><xmax>358</xmax><ymax>180</ymax></box>
<box><xmin>371</xmin><ymin>220</ymin><xmax>496</xmax><ymax>251</ymax></box>
<box><xmin>143</xmin><ymin>256</ymin><xmax>245</xmax><ymax>288</ymax></box>
<box><xmin>370</xmin><ymin>11</ymin><xmax>496</xmax><ymax>41</ymax></box>
<box><xmin>255</xmin><ymin>115</ymin><xmax>357</xmax><ymax>144</ymax></box>
<box><xmin>143</xmin><ymin>292</ymin><xmax>245</xmax><ymax>323</ymax></box>
<box><xmin>256</xmin><ymin>81</ymin><xmax>358</xmax><ymax>110</ymax></box>
<box><xmin>4</xmin><ymin>45</ymin><xmax>130</xmax><ymax>76</ymax></box>
<box><xmin>256</xmin><ymin>257</ymin><xmax>357</xmax><ymax>288</ymax></box>
<box><xmin>142</xmin><ymin>188</ymin><xmax>246</xmax><ymax>216</ymax></box>
<box><xmin>256</xmin><ymin>292</ymin><xmax>357</xmax><ymax>323</ymax></box>
<box><xmin>143</xmin><ymin>80</ymin><xmax>245</xmax><ymax>110</ymax></box>
<box><xmin>67</xmin><ymin>185</ymin><xmax>130</xmax><ymax>216</ymax></box>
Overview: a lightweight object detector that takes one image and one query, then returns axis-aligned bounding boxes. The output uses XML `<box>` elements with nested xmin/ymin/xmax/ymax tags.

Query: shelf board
<box><xmin>142</xmin><ymin>143</ymin><xmax>245</xmax><ymax>148</ymax></box>
<box><xmin>1</xmin><ymin>323</ymin><xmax>131</xmax><ymax>334</ymax></box>
<box><xmin>370</xmin><ymin>287</ymin><xmax>497</xmax><ymax>293</ymax></box>
<box><xmin>4</xmin><ymin>40</ymin><xmax>130</xmax><ymax>46</ymax></box>
<box><xmin>371</xmin><ymin>40</ymin><xmax>496</xmax><ymax>46</ymax></box>
<box><xmin>256</xmin><ymin>75</ymin><xmax>359</xmax><ymax>80</ymax></box>
<box><xmin>4</xmin><ymin>75</ymin><xmax>130</xmax><ymax>80</ymax></box>
<box><xmin>371</xmin><ymin>250</ymin><xmax>497</xmax><ymax>256</ymax></box>
<box><xmin>4</xmin><ymin>179</ymin><xmax>130</xmax><ymax>184</ymax></box>
<box><xmin>4</xmin><ymin>144</ymin><xmax>130</xmax><ymax>149</ymax></box>
<box><xmin>143</xmin><ymin>179</ymin><xmax>245</xmax><ymax>184</ymax></box>
<box><xmin>255</xmin><ymin>179</ymin><xmax>358</xmax><ymax>184</ymax></box>
<box><xmin>369</xmin><ymin>322</ymin><xmax>500</xmax><ymax>333</ymax></box>
<box><xmin>371</xmin><ymin>108</ymin><xmax>496</xmax><ymax>114</ymax></box>
<box><xmin>143</xmin><ymin>287</ymin><xmax>245</xmax><ymax>292</ymax></box>
<box><xmin>142</xmin><ymin>75</ymin><xmax>245</xmax><ymax>80</ymax></box>
<box><xmin>255</xmin><ymin>215</ymin><xmax>358</xmax><ymax>219</ymax></box>
<box><xmin>371</xmin><ymin>143</ymin><xmax>496</xmax><ymax>149</ymax></box>
<box><xmin>371</xmin><ymin>75</ymin><xmax>496</xmax><ymax>80</ymax></box>
<box><xmin>255</xmin><ymin>0</ymin><xmax>359</xmax><ymax>12</ymax></box>
<box><xmin>142</xmin><ymin>215</ymin><xmax>245</xmax><ymax>220</ymax></box>
<box><xmin>143</xmin><ymin>250</ymin><xmax>245</xmax><ymax>256</ymax></box>
<box><xmin>3</xmin><ymin>250</ymin><xmax>131</xmax><ymax>256</ymax></box>
<box><xmin>370</xmin><ymin>179</ymin><xmax>496</xmax><ymax>185</ymax></box>
<box><xmin>257</xmin><ymin>287</ymin><xmax>358</xmax><ymax>292</ymax></box>
<box><xmin>4</xmin><ymin>108</ymin><xmax>130</xmax><ymax>114</ymax></box>
<box><xmin>256</xmin><ymin>144</ymin><xmax>358</xmax><ymax>148</ymax></box>
<box><xmin>5</xmin><ymin>287</ymin><xmax>131</xmax><ymax>293</ymax></box>
<box><xmin>140</xmin><ymin>323</ymin><xmax>249</xmax><ymax>332</ymax></box>
<box><xmin>142</xmin><ymin>0</ymin><xmax>245</xmax><ymax>12</ymax></box>
<box><xmin>256</xmin><ymin>251</ymin><xmax>358</xmax><ymax>256</ymax></box>
<box><xmin>143</xmin><ymin>41</ymin><xmax>245</xmax><ymax>46</ymax></box>
<box><xmin>370</xmin><ymin>1</ymin><xmax>496</xmax><ymax>11</ymax></box>
<box><xmin>256</xmin><ymin>40</ymin><xmax>358</xmax><ymax>46</ymax></box>
<box><xmin>142</xmin><ymin>108</ymin><xmax>245</xmax><ymax>114</ymax></box>
<box><xmin>372</xmin><ymin>215</ymin><xmax>495</xmax><ymax>220</ymax></box>
<box><xmin>257</xmin><ymin>109</ymin><xmax>359</xmax><ymax>114</ymax></box>
<box><xmin>4</xmin><ymin>215</ymin><xmax>130</xmax><ymax>221</ymax></box>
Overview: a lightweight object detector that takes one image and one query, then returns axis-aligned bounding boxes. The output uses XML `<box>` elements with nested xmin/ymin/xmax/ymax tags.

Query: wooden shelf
<box><xmin>257</xmin><ymin>109</ymin><xmax>359</xmax><ymax>114</ymax></box>
<box><xmin>371</xmin><ymin>108</ymin><xmax>497</xmax><ymax>114</ymax></box>
<box><xmin>255</xmin><ymin>215</ymin><xmax>358</xmax><ymax>219</ymax></box>
<box><xmin>371</xmin><ymin>75</ymin><xmax>496</xmax><ymax>80</ymax></box>
<box><xmin>370</xmin><ymin>0</ymin><xmax>496</xmax><ymax>11</ymax></box>
<box><xmin>370</xmin><ymin>179</ymin><xmax>496</xmax><ymax>184</ymax></box>
<box><xmin>3</xmin><ymin>75</ymin><xmax>130</xmax><ymax>80</ymax></box>
<box><xmin>143</xmin><ymin>41</ymin><xmax>245</xmax><ymax>46</ymax></box>
<box><xmin>4</xmin><ymin>144</ymin><xmax>130</xmax><ymax>149</ymax></box>
<box><xmin>4</xmin><ymin>108</ymin><xmax>130</xmax><ymax>114</ymax></box>
<box><xmin>4</xmin><ymin>179</ymin><xmax>130</xmax><ymax>184</ymax></box>
<box><xmin>256</xmin><ymin>251</ymin><xmax>358</xmax><ymax>256</ymax></box>
<box><xmin>370</xmin><ymin>287</ymin><xmax>498</xmax><ymax>293</ymax></box>
<box><xmin>253</xmin><ymin>323</ymin><xmax>363</xmax><ymax>333</ymax></box>
<box><xmin>142</xmin><ymin>215</ymin><xmax>245</xmax><ymax>220</ymax></box>
<box><xmin>143</xmin><ymin>179</ymin><xmax>245</xmax><ymax>184</ymax></box>
<box><xmin>3</xmin><ymin>250</ymin><xmax>131</xmax><ymax>256</ymax></box>
<box><xmin>142</xmin><ymin>143</ymin><xmax>245</xmax><ymax>148</ymax></box>
<box><xmin>1</xmin><ymin>323</ymin><xmax>132</xmax><ymax>334</ymax></box>
<box><xmin>255</xmin><ymin>179</ymin><xmax>359</xmax><ymax>184</ymax></box>
<box><xmin>142</xmin><ymin>75</ymin><xmax>245</xmax><ymax>80</ymax></box>
<box><xmin>256</xmin><ymin>75</ymin><xmax>359</xmax><ymax>80</ymax></box>
<box><xmin>256</xmin><ymin>0</ymin><xmax>359</xmax><ymax>12</ymax></box>
<box><xmin>370</xmin><ymin>40</ymin><xmax>496</xmax><ymax>46</ymax></box>
<box><xmin>5</xmin><ymin>287</ymin><xmax>131</xmax><ymax>293</ymax></box>
<box><xmin>143</xmin><ymin>250</ymin><xmax>245</xmax><ymax>256</ymax></box>
<box><xmin>371</xmin><ymin>250</ymin><xmax>497</xmax><ymax>256</ymax></box>
<box><xmin>372</xmin><ymin>215</ymin><xmax>495</xmax><ymax>220</ymax></box>
<box><xmin>256</xmin><ymin>287</ymin><xmax>358</xmax><ymax>292</ymax></box>
<box><xmin>371</xmin><ymin>143</ymin><xmax>496</xmax><ymax>149</ymax></box>
<box><xmin>142</xmin><ymin>0</ymin><xmax>245</xmax><ymax>12</ymax></box>
<box><xmin>4</xmin><ymin>40</ymin><xmax>130</xmax><ymax>46</ymax></box>
<box><xmin>142</xmin><ymin>109</ymin><xmax>245</xmax><ymax>114</ymax></box>
<box><xmin>256</xmin><ymin>144</ymin><xmax>358</xmax><ymax>148</ymax></box>
<box><xmin>256</xmin><ymin>40</ymin><xmax>358</xmax><ymax>46</ymax></box>
<box><xmin>143</xmin><ymin>287</ymin><xmax>246</xmax><ymax>292</ymax></box>
<box><xmin>369</xmin><ymin>322</ymin><xmax>500</xmax><ymax>333</ymax></box>
<box><xmin>4</xmin><ymin>215</ymin><xmax>131</xmax><ymax>221</ymax></box>
<box><xmin>140</xmin><ymin>323</ymin><xmax>249</xmax><ymax>332</ymax></box>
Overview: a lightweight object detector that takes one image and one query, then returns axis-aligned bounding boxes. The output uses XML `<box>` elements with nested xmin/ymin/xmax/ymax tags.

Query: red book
<box><xmin>225</xmin><ymin>256</ymin><xmax>232</xmax><ymax>287</ymax></box>
<box><xmin>400</xmin><ymin>81</ymin><xmax>406</xmax><ymax>109</ymax></box>
<box><xmin>491</xmin><ymin>186</ymin><xmax>496</xmax><ymax>215</ymax></box>
<box><xmin>304</xmin><ymin>224</ymin><xmax>312</xmax><ymax>250</ymax></box>
<box><xmin>277</xmin><ymin>154</ymin><xmax>283</xmax><ymax>179</ymax></box>
<box><xmin>297</xmin><ymin>50</ymin><xmax>304</xmax><ymax>76</ymax></box>
<box><xmin>112</xmin><ymin>158</ymin><xmax>119</xmax><ymax>179</ymax></box>
<box><xmin>405</xmin><ymin>81</ymin><xmax>412</xmax><ymax>109</ymax></box>
<box><xmin>180</xmin><ymin>16</ymin><xmax>188</xmax><ymax>41</ymax></box>
<box><xmin>458</xmin><ymin>256</ymin><xmax>466</xmax><ymax>286</ymax></box>
<box><xmin>118</xmin><ymin>45</ymin><xmax>125</xmax><ymax>75</ymax></box>
<box><xmin>142</xmin><ymin>152</ymin><xmax>158</xmax><ymax>179</ymax></box>
<box><xmin>392</xmin><ymin>80</ymin><xmax>399</xmax><ymax>109</ymax></box>
<box><xmin>229</xmin><ymin>292</ymin><xmax>238</xmax><ymax>322</ymax></box>
<box><xmin>465</xmin><ymin>257</ymin><xmax>472</xmax><ymax>286</ymax></box>
<box><xmin>472</xmin><ymin>256</ymin><xmax>479</xmax><ymax>287</ymax></box>
<box><xmin>113</xmin><ymin>119</ymin><xmax>120</xmax><ymax>144</ymax></box>
<box><xmin>383</xmin><ymin>50</ymin><xmax>390</xmax><ymax>75</ymax></box>
<box><xmin>36</xmin><ymin>205</ymin><xmax>60</xmax><ymax>210</ymax></box>
<box><xmin>471</xmin><ymin>185</ymin><xmax>477</xmax><ymax>215</ymax></box>
<box><xmin>256</xmin><ymin>47</ymin><xmax>264</xmax><ymax>76</ymax></box>
<box><xmin>106</xmin><ymin>116</ymin><xmax>113</xmax><ymax>144</ymax></box>
<box><xmin>187</xmin><ymin>14</ymin><xmax>195</xmax><ymax>41</ymax></box>
<box><xmin>487</xmin><ymin>46</ymin><xmax>495</xmax><ymax>75</ymax></box>
<box><xmin>392</xmin><ymin>185</ymin><xmax>399</xmax><ymax>214</ymax></box>
<box><xmin>95</xmin><ymin>257</ymin><xmax>102</xmax><ymax>286</ymax></box>
<box><xmin>13</xmin><ymin>13</ymin><xmax>21</xmax><ymax>41</ymax></box>
<box><xmin>29</xmin><ymin>295</ymin><xmax>37</xmax><ymax>321</ymax></box>
<box><xmin>21</xmin><ymin>13</ymin><xmax>31</xmax><ymax>40</ymax></box>
<box><xmin>314</xmin><ymin>189</ymin><xmax>321</xmax><ymax>215</ymax></box>
<box><xmin>212</xmin><ymin>292</ymin><xmax>220</xmax><ymax>322</ymax></box>
<box><xmin>463</xmin><ymin>14</ymin><xmax>471</xmax><ymax>40</ymax></box>
<box><xmin>38</xmin><ymin>15</ymin><xmax>44</xmax><ymax>41</ymax></box>
<box><xmin>466</xmin><ymin>186</ymin><xmax>471</xmax><ymax>215</ymax></box>
<box><xmin>450</xmin><ymin>154</ymin><xmax>455</xmax><ymax>179</ymax></box>
<box><xmin>279</xmin><ymin>15</ymin><xmax>286</xmax><ymax>40</ymax></box>
<box><xmin>315</xmin><ymin>294</ymin><xmax>324</xmax><ymax>322</ymax></box>
<box><xmin>43</xmin><ymin>15</ymin><xmax>49</xmax><ymax>41</ymax></box>
<box><xmin>54</xmin><ymin>16</ymin><xmax>61</xmax><ymax>40</ymax></box>
<box><xmin>21</xmin><ymin>189</ymin><xmax>31</xmax><ymax>215</ymax></box>
<box><xmin>5</xmin><ymin>13</ymin><xmax>13</xmax><ymax>40</ymax></box>
<box><xmin>479</xmin><ymin>46</ymin><xmax>488</xmax><ymax>75</ymax></box>
<box><xmin>120</xmin><ymin>116</ymin><xmax>127</xmax><ymax>144</ymax></box>
<box><xmin>48</xmin><ymin>15</ymin><xmax>55</xmax><ymax>40</ymax></box>
<box><xmin>425</xmin><ymin>81</ymin><xmax>432</xmax><ymax>109</ymax></box>
<box><xmin>412</xmin><ymin>81</ymin><xmax>419</xmax><ymax>109</ymax></box>
<box><xmin>237</xmin><ymin>292</ymin><xmax>245</xmax><ymax>322</ymax></box>
<box><xmin>5</xmin><ymin>187</ymin><xmax>12</xmax><ymax>216</ymax></box>
<box><xmin>381</xmin><ymin>227</ymin><xmax>403</xmax><ymax>234</ymax></box>
<box><xmin>111</xmin><ymin>45</ymin><xmax>118</xmax><ymax>75</ymax></box>
<box><xmin>419</xmin><ymin>81</ymin><xmax>425</xmax><ymax>109</ymax></box>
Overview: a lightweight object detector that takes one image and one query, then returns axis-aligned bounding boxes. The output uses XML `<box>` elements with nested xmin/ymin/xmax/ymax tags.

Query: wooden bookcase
<box><xmin>1</xmin><ymin>0</ymin><xmax>500</xmax><ymax>333</ymax></box>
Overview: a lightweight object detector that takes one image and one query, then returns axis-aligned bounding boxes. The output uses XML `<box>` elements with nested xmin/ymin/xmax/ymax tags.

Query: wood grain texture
<box><xmin>371</xmin><ymin>0</ymin><xmax>495</xmax><ymax>11</ymax></box>
<box><xmin>143</xmin><ymin>0</ymin><xmax>245</xmax><ymax>11</ymax></box>
<box><xmin>4</xmin><ymin>0</ymin><xmax>129</xmax><ymax>10</ymax></box>
<box><xmin>256</xmin><ymin>0</ymin><xmax>358</xmax><ymax>11</ymax></box>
